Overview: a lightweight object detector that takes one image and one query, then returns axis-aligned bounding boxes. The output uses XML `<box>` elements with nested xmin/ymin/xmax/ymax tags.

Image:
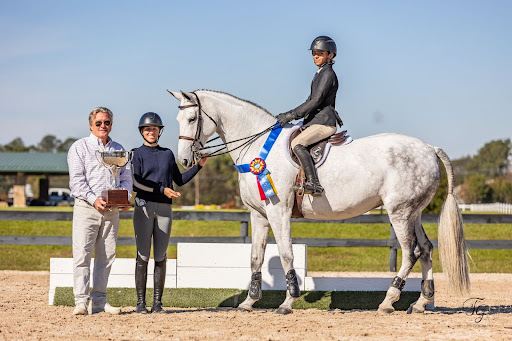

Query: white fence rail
<box><xmin>459</xmin><ymin>203</ymin><xmax>512</xmax><ymax>214</ymax></box>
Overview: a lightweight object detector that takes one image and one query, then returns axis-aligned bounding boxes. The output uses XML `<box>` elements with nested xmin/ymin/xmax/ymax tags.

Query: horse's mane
<box><xmin>195</xmin><ymin>89</ymin><xmax>275</xmax><ymax>118</ymax></box>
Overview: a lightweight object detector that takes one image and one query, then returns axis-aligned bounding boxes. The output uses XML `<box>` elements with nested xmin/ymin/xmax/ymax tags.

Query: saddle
<box><xmin>290</xmin><ymin>128</ymin><xmax>349</xmax><ymax>218</ymax></box>
<box><xmin>288</xmin><ymin>128</ymin><xmax>348</xmax><ymax>165</ymax></box>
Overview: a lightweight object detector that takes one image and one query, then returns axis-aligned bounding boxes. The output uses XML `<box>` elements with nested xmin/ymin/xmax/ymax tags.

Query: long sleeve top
<box><xmin>291</xmin><ymin>63</ymin><xmax>339</xmax><ymax>128</ymax></box>
<box><xmin>67</xmin><ymin>133</ymin><xmax>133</xmax><ymax>205</ymax></box>
<box><xmin>131</xmin><ymin>144</ymin><xmax>201</xmax><ymax>204</ymax></box>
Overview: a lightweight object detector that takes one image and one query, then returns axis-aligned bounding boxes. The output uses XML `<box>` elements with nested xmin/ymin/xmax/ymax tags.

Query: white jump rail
<box><xmin>50</xmin><ymin>243</ymin><xmax>429</xmax><ymax>308</ymax></box>
<box><xmin>49</xmin><ymin>258</ymin><xmax>177</xmax><ymax>305</ymax></box>
<box><xmin>176</xmin><ymin>243</ymin><xmax>307</xmax><ymax>290</ymax></box>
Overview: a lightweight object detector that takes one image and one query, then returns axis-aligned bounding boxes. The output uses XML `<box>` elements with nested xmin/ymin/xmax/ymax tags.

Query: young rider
<box><xmin>276</xmin><ymin>36</ymin><xmax>341</xmax><ymax>196</ymax></box>
<box><xmin>131</xmin><ymin>112</ymin><xmax>206</xmax><ymax>313</ymax></box>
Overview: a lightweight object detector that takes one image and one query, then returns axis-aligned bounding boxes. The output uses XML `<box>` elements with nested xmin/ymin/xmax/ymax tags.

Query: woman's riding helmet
<box><xmin>309</xmin><ymin>36</ymin><xmax>337</xmax><ymax>57</ymax></box>
<box><xmin>138</xmin><ymin>112</ymin><xmax>164</xmax><ymax>139</ymax></box>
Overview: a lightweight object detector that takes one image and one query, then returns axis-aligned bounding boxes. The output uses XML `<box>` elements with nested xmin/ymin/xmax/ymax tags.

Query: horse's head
<box><xmin>168</xmin><ymin>90</ymin><xmax>217</xmax><ymax>168</ymax></box>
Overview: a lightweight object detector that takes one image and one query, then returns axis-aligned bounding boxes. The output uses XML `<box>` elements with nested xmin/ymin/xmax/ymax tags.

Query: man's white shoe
<box><xmin>72</xmin><ymin>303</ymin><xmax>88</xmax><ymax>315</ymax></box>
<box><xmin>90</xmin><ymin>301</ymin><xmax>121</xmax><ymax>315</ymax></box>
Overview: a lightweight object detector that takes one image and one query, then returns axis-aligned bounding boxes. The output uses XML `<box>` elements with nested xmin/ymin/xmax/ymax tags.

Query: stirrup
<box><xmin>293</xmin><ymin>184</ymin><xmax>305</xmax><ymax>197</ymax></box>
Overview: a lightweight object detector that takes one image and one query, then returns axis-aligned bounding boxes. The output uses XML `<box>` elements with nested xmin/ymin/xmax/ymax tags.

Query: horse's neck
<box><xmin>200</xmin><ymin>92</ymin><xmax>276</xmax><ymax>163</ymax></box>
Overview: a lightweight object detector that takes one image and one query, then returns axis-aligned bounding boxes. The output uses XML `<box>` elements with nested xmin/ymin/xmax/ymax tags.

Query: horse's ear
<box><xmin>180</xmin><ymin>91</ymin><xmax>192</xmax><ymax>101</ymax></box>
<box><xmin>167</xmin><ymin>90</ymin><xmax>182</xmax><ymax>101</ymax></box>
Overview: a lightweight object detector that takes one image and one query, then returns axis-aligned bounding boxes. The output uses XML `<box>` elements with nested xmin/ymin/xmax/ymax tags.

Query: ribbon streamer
<box><xmin>233</xmin><ymin>122</ymin><xmax>282</xmax><ymax>200</ymax></box>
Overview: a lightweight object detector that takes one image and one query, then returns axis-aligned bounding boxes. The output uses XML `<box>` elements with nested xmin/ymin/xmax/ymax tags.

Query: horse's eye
<box><xmin>188</xmin><ymin>117</ymin><xmax>196</xmax><ymax>123</ymax></box>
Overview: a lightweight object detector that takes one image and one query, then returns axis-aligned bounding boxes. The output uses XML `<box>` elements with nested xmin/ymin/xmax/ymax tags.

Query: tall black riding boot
<box><xmin>293</xmin><ymin>144</ymin><xmax>324</xmax><ymax>196</ymax></box>
<box><xmin>151</xmin><ymin>258</ymin><xmax>166</xmax><ymax>313</ymax></box>
<box><xmin>135</xmin><ymin>256</ymin><xmax>148</xmax><ymax>313</ymax></box>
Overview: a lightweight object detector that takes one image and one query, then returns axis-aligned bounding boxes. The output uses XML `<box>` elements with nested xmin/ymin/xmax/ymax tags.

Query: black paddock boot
<box><xmin>249</xmin><ymin>271</ymin><xmax>262</xmax><ymax>299</ymax></box>
<box><xmin>286</xmin><ymin>269</ymin><xmax>301</xmax><ymax>298</ymax></box>
<box><xmin>293</xmin><ymin>145</ymin><xmax>324</xmax><ymax>196</ymax></box>
<box><xmin>135</xmin><ymin>256</ymin><xmax>149</xmax><ymax>313</ymax></box>
<box><xmin>151</xmin><ymin>258</ymin><xmax>166</xmax><ymax>313</ymax></box>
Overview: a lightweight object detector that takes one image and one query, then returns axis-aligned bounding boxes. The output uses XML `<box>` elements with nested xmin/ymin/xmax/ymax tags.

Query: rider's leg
<box><xmin>135</xmin><ymin>255</ymin><xmax>148</xmax><ymax>313</ymax></box>
<box><xmin>293</xmin><ymin>144</ymin><xmax>324</xmax><ymax>195</ymax></box>
<box><xmin>291</xmin><ymin>124</ymin><xmax>336</xmax><ymax>196</ymax></box>
<box><xmin>151</xmin><ymin>202</ymin><xmax>173</xmax><ymax>313</ymax></box>
<box><xmin>133</xmin><ymin>203</ymin><xmax>154</xmax><ymax>313</ymax></box>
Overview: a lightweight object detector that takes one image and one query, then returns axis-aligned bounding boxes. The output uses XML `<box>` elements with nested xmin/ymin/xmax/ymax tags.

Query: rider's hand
<box><xmin>276</xmin><ymin>111</ymin><xmax>295</xmax><ymax>127</ymax></box>
<box><xmin>164</xmin><ymin>187</ymin><xmax>181</xmax><ymax>199</ymax></box>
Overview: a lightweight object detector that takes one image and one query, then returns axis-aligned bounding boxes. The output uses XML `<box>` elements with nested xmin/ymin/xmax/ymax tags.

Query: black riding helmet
<box><xmin>138</xmin><ymin>112</ymin><xmax>164</xmax><ymax>143</ymax></box>
<box><xmin>309</xmin><ymin>36</ymin><xmax>337</xmax><ymax>58</ymax></box>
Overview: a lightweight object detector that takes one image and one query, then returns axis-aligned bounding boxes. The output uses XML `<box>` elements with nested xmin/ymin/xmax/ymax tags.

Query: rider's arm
<box><xmin>170</xmin><ymin>155</ymin><xmax>202</xmax><ymax>187</ymax></box>
<box><xmin>291</xmin><ymin>72</ymin><xmax>335</xmax><ymax>119</ymax></box>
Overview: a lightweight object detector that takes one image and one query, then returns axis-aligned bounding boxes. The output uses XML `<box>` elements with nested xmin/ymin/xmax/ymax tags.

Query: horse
<box><xmin>168</xmin><ymin>89</ymin><xmax>470</xmax><ymax>315</ymax></box>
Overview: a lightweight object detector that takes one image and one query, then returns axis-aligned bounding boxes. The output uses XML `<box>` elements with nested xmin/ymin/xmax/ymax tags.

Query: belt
<box><xmin>78</xmin><ymin>198</ymin><xmax>94</xmax><ymax>207</ymax></box>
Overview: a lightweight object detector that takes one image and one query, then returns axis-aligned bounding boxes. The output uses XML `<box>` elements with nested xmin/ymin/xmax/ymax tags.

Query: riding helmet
<box><xmin>138</xmin><ymin>112</ymin><xmax>164</xmax><ymax>129</ymax></box>
<box><xmin>309</xmin><ymin>36</ymin><xmax>337</xmax><ymax>57</ymax></box>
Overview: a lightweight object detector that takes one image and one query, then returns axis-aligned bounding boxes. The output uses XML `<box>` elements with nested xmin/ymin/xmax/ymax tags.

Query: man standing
<box><xmin>67</xmin><ymin>107</ymin><xmax>133</xmax><ymax>315</ymax></box>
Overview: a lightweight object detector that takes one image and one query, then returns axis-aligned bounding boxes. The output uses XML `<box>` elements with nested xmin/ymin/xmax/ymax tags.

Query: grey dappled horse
<box><xmin>168</xmin><ymin>89</ymin><xmax>470</xmax><ymax>315</ymax></box>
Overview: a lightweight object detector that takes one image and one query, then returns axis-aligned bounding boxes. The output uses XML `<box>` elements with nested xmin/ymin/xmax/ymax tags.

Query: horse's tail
<box><xmin>434</xmin><ymin>147</ymin><xmax>470</xmax><ymax>295</ymax></box>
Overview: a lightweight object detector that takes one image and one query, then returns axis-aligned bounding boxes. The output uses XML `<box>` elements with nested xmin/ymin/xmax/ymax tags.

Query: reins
<box><xmin>178</xmin><ymin>92</ymin><xmax>278</xmax><ymax>160</ymax></box>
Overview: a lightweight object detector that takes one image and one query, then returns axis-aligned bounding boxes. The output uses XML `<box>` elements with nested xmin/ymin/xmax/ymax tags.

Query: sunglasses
<box><xmin>94</xmin><ymin>120</ymin><xmax>111</xmax><ymax>127</ymax></box>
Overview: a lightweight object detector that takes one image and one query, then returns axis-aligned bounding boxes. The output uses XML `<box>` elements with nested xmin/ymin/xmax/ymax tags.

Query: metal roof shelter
<box><xmin>0</xmin><ymin>152</ymin><xmax>68</xmax><ymax>174</ymax></box>
<box><xmin>0</xmin><ymin>152</ymin><xmax>69</xmax><ymax>206</ymax></box>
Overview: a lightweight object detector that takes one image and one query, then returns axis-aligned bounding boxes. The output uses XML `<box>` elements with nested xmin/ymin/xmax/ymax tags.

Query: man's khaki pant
<box><xmin>72</xmin><ymin>199</ymin><xmax>119</xmax><ymax>306</ymax></box>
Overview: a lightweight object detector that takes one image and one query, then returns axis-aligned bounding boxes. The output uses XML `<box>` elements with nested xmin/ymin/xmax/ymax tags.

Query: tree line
<box><xmin>1</xmin><ymin>136</ymin><xmax>511</xmax><ymax>209</ymax></box>
<box><xmin>0</xmin><ymin>135</ymin><xmax>239</xmax><ymax>206</ymax></box>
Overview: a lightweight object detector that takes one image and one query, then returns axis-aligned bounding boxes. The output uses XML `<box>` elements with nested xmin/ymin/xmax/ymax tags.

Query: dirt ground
<box><xmin>0</xmin><ymin>271</ymin><xmax>511</xmax><ymax>341</ymax></box>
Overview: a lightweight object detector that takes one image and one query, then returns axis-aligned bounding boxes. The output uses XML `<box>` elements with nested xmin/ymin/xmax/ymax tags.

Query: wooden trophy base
<box><xmin>101</xmin><ymin>189</ymin><xmax>132</xmax><ymax>208</ymax></box>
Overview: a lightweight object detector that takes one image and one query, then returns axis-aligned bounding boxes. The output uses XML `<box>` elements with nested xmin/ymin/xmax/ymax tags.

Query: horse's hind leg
<box><xmin>378</xmin><ymin>217</ymin><xmax>420</xmax><ymax>314</ymax></box>
<box><xmin>407</xmin><ymin>223</ymin><xmax>435</xmax><ymax>314</ymax></box>
<box><xmin>238</xmin><ymin>210</ymin><xmax>270</xmax><ymax>312</ymax></box>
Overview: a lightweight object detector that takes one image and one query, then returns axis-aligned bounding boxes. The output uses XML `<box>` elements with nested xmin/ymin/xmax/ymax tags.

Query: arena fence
<box><xmin>459</xmin><ymin>203</ymin><xmax>512</xmax><ymax>214</ymax></box>
<box><xmin>1</xmin><ymin>210</ymin><xmax>512</xmax><ymax>271</ymax></box>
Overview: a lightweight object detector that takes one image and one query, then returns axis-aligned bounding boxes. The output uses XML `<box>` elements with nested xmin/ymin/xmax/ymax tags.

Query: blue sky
<box><xmin>1</xmin><ymin>1</ymin><xmax>511</xmax><ymax>159</ymax></box>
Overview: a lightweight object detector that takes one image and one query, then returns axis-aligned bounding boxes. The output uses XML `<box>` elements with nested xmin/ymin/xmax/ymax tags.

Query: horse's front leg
<box><xmin>238</xmin><ymin>210</ymin><xmax>270</xmax><ymax>312</ymax></box>
<box><xmin>269</xmin><ymin>210</ymin><xmax>300</xmax><ymax>315</ymax></box>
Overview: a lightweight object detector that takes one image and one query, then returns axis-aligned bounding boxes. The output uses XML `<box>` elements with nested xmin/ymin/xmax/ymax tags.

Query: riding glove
<box><xmin>276</xmin><ymin>111</ymin><xmax>296</xmax><ymax>127</ymax></box>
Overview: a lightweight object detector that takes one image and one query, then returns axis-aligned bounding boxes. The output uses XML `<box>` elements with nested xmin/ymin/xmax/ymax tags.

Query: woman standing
<box><xmin>276</xmin><ymin>36</ymin><xmax>342</xmax><ymax>196</ymax></box>
<box><xmin>131</xmin><ymin>112</ymin><xmax>206</xmax><ymax>313</ymax></box>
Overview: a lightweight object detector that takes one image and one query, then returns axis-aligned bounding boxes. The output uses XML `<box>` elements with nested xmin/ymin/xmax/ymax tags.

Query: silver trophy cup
<box><xmin>97</xmin><ymin>151</ymin><xmax>133</xmax><ymax>207</ymax></box>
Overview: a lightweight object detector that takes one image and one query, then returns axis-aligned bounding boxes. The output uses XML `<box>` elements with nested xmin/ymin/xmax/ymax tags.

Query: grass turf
<box><xmin>53</xmin><ymin>287</ymin><xmax>420</xmax><ymax>311</ymax></box>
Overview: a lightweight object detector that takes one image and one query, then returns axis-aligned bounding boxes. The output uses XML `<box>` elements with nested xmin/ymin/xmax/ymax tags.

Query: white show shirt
<box><xmin>67</xmin><ymin>133</ymin><xmax>133</xmax><ymax>205</ymax></box>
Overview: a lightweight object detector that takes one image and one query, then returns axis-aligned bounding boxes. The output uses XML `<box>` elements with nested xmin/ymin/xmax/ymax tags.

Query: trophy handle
<box><xmin>119</xmin><ymin>151</ymin><xmax>133</xmax><ymax>167</ymax></box>
<box><xmin>95</xmin><ymin>150</ymin><xmax>115</xmax><ymax>170</ymax></box>
<box><xmin>96</xmin><ymin>150</ymin><xmax>116</xmax><ymax>188</ymax></box>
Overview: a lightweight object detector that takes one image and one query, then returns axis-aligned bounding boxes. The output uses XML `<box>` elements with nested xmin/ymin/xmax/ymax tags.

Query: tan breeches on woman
<box><xmin>291</xmin><ymin>124</ymin><xmax>336</xmax><ymax>149</ymax></box>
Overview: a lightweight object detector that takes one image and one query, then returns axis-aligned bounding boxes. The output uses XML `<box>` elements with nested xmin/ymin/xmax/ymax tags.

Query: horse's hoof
<box><xmin>407</xmin><ymin>303</ymin><xmax>425</xmax><ymax>314</ymax></box>
<box><xmin>275</xmin><ymin>307</ymin><xmax>293</xmax><ymax>315</ymax></box>
<box><xmin>237</xmin><ymin>306</ymin><xmax>253</xmax><ymax>312</ymax></box>
<box><xmin>378</xmin><ymin>307</ymin><xmax>395</xmax><ymax>314</ymax></box>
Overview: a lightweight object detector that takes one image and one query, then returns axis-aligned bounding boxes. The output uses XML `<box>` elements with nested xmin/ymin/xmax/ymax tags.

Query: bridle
<box><xmin>177</xmin><ymin>92</ymin><xmax>279</xmax><ymax>163</ymax></box>
<box><xmin>178</xmin><ymin>92</ymin><xmax>218</xmax><ymax>162</ymax></box>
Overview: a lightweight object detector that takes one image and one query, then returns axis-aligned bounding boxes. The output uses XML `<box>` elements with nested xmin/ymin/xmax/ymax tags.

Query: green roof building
<box><xmin>0</xmin><ymin>152</ymin><xmax>69</xmax><ymax>207</ymax></box>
